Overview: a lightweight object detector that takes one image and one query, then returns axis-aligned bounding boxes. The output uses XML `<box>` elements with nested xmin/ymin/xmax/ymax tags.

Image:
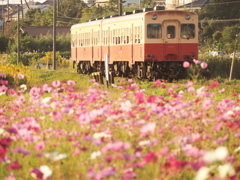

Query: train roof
<box><xmin>71</xmin><ymin>9</ymin><xmax>197</xmax><ymax>30</ymax></box>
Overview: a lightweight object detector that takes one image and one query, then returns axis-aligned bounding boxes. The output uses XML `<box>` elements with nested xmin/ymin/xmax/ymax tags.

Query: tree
<box><xmin>140</xmin><ymin>0</ymin><xmax>155</xmax><ymax>9</ymax></box>
<box><xmin>222</xmin><ymin>26</ymin><xmax>240</xmax><ymax>52</ymax></box>
<box><xmin>58</xmin><ymin>0</ymin><xmax>87</xmax><ymax>25</ymax></box>
<box><xmin>0</xmin><ymin>35</ymin><xmax>9</xmax><ymax>53</ymax></box>
<box><xmin>199</xmin><ymin>0</ymin><xmax>240</xmax><ymax>20</ymax></box>
<box><xmin>80</xmin><ymin>6</ymin><xmax>105</xmax><ymax>22</ymax></box>
<box><xmin>198</xmin><ymin>0</ymin><xmax>240</xmax><ymax>53</ymax></box>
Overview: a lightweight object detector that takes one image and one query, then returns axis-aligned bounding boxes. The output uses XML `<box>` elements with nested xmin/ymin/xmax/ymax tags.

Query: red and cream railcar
<box><xmin>71</xmin><ymin>8</ymin><xmax>198</xmax><ymax>80</ymax></box>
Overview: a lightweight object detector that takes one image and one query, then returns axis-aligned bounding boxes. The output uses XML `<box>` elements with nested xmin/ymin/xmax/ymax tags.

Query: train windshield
<box><xmin>181</xmin><ymin>24</ymin><xmax>195</xmax><ymax>39</ymax></box>
<box><xmin>147</xmin><ymin>24</ymin><xmax>162</xmax><ymax>38</ymax></box>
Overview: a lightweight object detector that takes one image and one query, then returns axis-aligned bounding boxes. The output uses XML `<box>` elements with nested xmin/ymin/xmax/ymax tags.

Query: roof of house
<box><xmin>21</xmin><ymin>26</ymin><xmax>70</xmax><ymax>37</ymax></box>
<box><xmin>176</xmin><ymin>0</ymin><xmax>210</xmax><ymax>9</ymax></box>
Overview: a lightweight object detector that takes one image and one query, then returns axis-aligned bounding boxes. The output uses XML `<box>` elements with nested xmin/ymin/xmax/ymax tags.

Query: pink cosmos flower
<box><xmin>35</xmin><ymin>142</ymin><xmax>45</xmax><ymax>152</ymax></box>
<box><xmin>140</xmin><ymin>122</ymin><xmax>156</xmax><ymax>136</ymax></box>
<box><xmin>12</xmin><ymin>147</ymin><xmax>31</xmax><ymax>155</ymax></box>
<box><xmin>0</xmin><ymin>85</ymin><xmax>8</xmax><ymax>95</ymax></box>
<box><xmin>7</xmin><ymin>89</ymin><xmax>16</xmax><ymax>96</ymax></box>
<box><xmin>0</xmin><ymin>137</ymin><xmax>12</xmax><ymax>149</ymax></box>
<box><xmin>183</xmin><ymin>61</ymin><xmax>190</xmax><ymax>68</ymax></box>
<box><xmin>31</xmin><ymin>165</ymin><xmax>52</xmax><ymax>180</ymax></box>
<box><xmin>128</xmin><ymin>79</ymin><xmax>133</xmax><ymax>83</ymax></box>
<box><xmin>7</xmin><ymin>161</ymin><xmax>22</xmax><ymax>170</ymax></box>
<box><xmin>193</xmin><ymin>59</ymin><xmax>202</xmax><ymax>64</ymax></box>
<box><xmin>52</xmin><ymin>80</ymin><xmax>61</xmax><ymax>87</ymax></box>
<box><xmin>52</xmin><ymin>111</ymin><xmax>62</xmax><ymax>121</ymax></box>
<box><xmin>0</xmin><ymin>80</ymin><xmax>8</xmax><ymax>85</ymax></box>
<box><xmin>135</xmin><ymin>92</ymin><xmax>145</xmax><ymax>104</ymax></box>
<box><xmin>101</xmin><ymin>141</ymin><xmax>131</xmax><ymax>153</ymax></box>
<box><xmin>185</xmin><ymin>81</ymin><xmax>194</xmax><ymax>88</ymax></box>
<box><xmin>155</xmin><ymin>80</ymin><xmax>161</xmax><ymax>85</ymax></box>
<box><xmin>3</xmin><ymin>172</ymin><xmax>16</xmax><ymax>180</ymax></box>
<box><xmin>0</xmin><ymin>73</ymin><xmax>6</xmax><ymax>78</ymax></box>
<box><xmin>144</xmin><ymin>152</ymin><xmax>158</xmax><ymax>163</ymax></box>
<box><xmin>200</xmin><ymin>62</ymin><xmax>208</xmax><ymax>69</ymax></box>
<box><xmin>187</xmin><ymin>87</ymin><xmax>195</xmax><ymax>94</ymax></box>
<box><xmin>67</xmin><ymin>80</ymin><xmax>76</xmax><ymax>86</ymax></box>
<box><xmin>122</xmin><ymin>168</ymin><xmax>136</xmax><ymax>180</ymax></box>
<box><xmin>73</xmin><ymin>148</ymin><xmax>80</xmax><ymax>156</ymax></box>
<box><xmin>31</xmin><ymin>168</ymin><xmax>43</xmax><ymax>180</ymax></box>
<box><xmin>209</xmin><ymin>81</ymin><xmax>219</xmax><ymax>89</ymax></box>
<box><xmin>0</xmin><ymin>147</ymin><xmax>7</xmax><ymax>159</ymax></box>
<box><xmin>17</xmin><ymin>73</ymin><xmax>24</xmax><ymax>79</ymax></box>
<box><xmin>218</xmin><ymin>88</ymin><xmax>225</xmax><ymax>93</ymax></box>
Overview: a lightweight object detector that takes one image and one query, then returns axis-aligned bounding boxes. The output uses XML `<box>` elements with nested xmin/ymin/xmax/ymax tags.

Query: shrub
<box><xmin>0</xmin><ymin>63</ymin><xmax>33</xmax><ymax>88</ymax></box>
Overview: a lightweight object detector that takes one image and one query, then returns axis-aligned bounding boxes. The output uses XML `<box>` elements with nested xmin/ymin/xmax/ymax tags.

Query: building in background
<box><xmin>165</xmin><ymin>0</ymin><xmax>196</xmax><ymax>9</ymax></box>
<box><xmin>176</xmin><ymin>0</ymin><xmax>209</xmax><ymax>10</ymax></box>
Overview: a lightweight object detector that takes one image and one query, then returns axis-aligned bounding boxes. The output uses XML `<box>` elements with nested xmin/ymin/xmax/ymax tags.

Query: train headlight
<box><xmin>185</xmin><ymin>14</ymin><xmax>191</xmax><ymax>20</ymax></box>
<box><xmin>152</xmin><ymin>14</ymin><xmax>157</xmax><ymax>20</ymax></box>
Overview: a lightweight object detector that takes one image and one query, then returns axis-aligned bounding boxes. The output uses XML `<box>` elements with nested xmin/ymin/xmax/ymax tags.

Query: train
<box><xmin>70</xmin><ymin>6</ymin><xmax>198</xmax><ymax>81</ymax></box>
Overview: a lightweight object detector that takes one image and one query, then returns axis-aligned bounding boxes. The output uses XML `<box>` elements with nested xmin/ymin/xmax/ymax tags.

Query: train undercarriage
<box><xmin>75</xmin><ymin>61</ymin><xmax>187</xmax><ymax>81</ymax></box>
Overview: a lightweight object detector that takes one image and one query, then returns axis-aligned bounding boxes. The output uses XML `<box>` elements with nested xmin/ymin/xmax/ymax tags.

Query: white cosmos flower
<box><xmin>93</xmin><ymin>132</ymin><xmax>111</xmax><ymax>139</ymax></box>
<box><xmin>0</xmin><ymin>128</ymin><xmax>4</xmax><ymax>135</ymax></box>
<box><xmin>90</xmin><ymin>151</ymin><xmax>101</xmax><ymax>159</ymax></box>
<box><xmin>0</xmin><ymin>92</ymin><xmax>6</xmax><ymax>96</ymax></box>
<box><xmin>120</xmin><ymin>100</ymin><xmax>132</xmax><ymax>111</ymax></box>
<box><xmin>234</xmin><ymin>106</ymin><xmax>240</xmax><ymax>111</ymax></box>
<box><xmin>214</xmin><ymin>146</ymin><xmax>228</xmax><ymax>161</ymax></box>
<box><xmin>218</xmin><ymin>163</ymin><xmax>235</xmax><ymax>178</ymax></box>
<box><xmin>234</xmin><ymin>146</ymin><xmax>240</xmax><ymax>153</ymax></box>
<box><xmin>194</xmin><ymin>166</ymin><xmax>210</xmax><ymax>180</ymax></box>
<box><xmin>41</xmin><ymin>97</ymin><xmax>51</xmax><ymax>104</ymax></box>
<box><xmin>20</xmin><ymin>84</ymin><xmax>27</xmax><ymax>91</ymax></box>
<box><xmin>44</xmin><ymin>152</ymin><xmax>67</xmax><ymax>161</ymax></box>
<box><xmin>138</xmin><ymin>140</ymin><xmax>150</xmax><ymax>146</ymax></box>
<box><xmin>39</xmin><ymin>165</ymin><xmax>52</xmax><ymax>180</ymax></box>
<box><xmin>203</xmin><ymin>146</ymin><xmax>228</xmax><ymax>164</ymax></box>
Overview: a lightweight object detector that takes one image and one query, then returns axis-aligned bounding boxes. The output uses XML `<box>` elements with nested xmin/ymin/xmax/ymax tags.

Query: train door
<box><xmin>162</xmin><ymin>20</ymin><xmax>180</xmax><ymax>60</ymax></box>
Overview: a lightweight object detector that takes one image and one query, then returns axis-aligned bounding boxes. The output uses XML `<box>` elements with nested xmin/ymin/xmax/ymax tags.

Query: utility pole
<box><xmin>118</xmin><ymin>0</ymin><xmax>122</xmax><ymax>16</ymax></box>
<box><xmin>229</xmin><ymin>34</ymin><xmax>238</xmax><ymax>81</ymax></box>
<box><xmin>7</xmin><ymin>0</ymin><xmax>9</xmax><ymax>21</ymax></box>
<box><xmin>53</xmin><ymin>0</ymin><xmax>56</xmax><ymax>70</ymax></box>
<box><xmin>1</xmin><ymin>0</ymin><xmax>3</xmax><ymax>34</ymax></box>
<box><xmin>17</xmin><ymin>5</ymin><xmax>20</xmax><ymax>64</ymax></box>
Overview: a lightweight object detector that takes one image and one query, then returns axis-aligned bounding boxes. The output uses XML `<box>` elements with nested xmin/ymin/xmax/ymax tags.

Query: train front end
<box><xmin>143</xmin><ymin>10</ymin><xmax>198</xmax><ymax>80</ymax></box>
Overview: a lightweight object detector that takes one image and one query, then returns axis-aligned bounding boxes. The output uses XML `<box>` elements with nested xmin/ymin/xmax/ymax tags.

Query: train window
<box><xmin>121</xmin><ymin>29</ymin><xmax>124</xmax><ymax>44</ymax></box>
<box><xmin>138</xmin><ymin>26</ymin><xmax>141</xmax><ymax>43</ymax></box>
<box><xmin>181</xmin><ymin>24</ymin><xmax>195</xmax><ymax>39</ymax></box>
<box><xmin>147</xmin><ymin>24</ymin><xmax>162</xmax><ymax>38</ymax></box>
<box><xmin>167</xmin><ymin>26</ymin><xmax>175</xmax><ymax>39</ymax></box>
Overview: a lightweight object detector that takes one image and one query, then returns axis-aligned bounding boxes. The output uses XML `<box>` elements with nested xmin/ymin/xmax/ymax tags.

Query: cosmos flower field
<box><xmin>0</xmin><ymin>72</ymin><xmax>240</xmax><ymax>180</ymax></box>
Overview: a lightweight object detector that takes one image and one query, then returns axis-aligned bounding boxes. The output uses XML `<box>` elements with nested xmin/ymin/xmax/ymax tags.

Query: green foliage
<box><xmin>80</xmin><ymin>6</ymin><xmax>110</xmax><ymax>22</ymax></box>
<box><xmin>222</xmin><ymin>26</ymin><xmax>240</xmax><ymax>52</ymax></box>
<box><xmin>22</xmin><ymin>8</ymin><xmax>42</xmax><ymax>26</ymax></box>
<box><xmin>7</xmin><ymin>33</ymin><xmax>70</xmax><ymax>55</ymax></box>
<box><xmin>199</xmin><ymin>54</ymin><xmax>240</xmax><ymax>79</ymax></box>
<box><xmin>140</xmin><ymin>0</ymin><xmax>156</xmax><ymax>8</ymax></box>
<box><xmin>0</xmin><ymin>63</ymin><xmax>33</xmax><ymax>87</ymax></box>
<box><xmin>198</xmin><ymin>0</ymin><xmax>240</xmax><ymax>53</ymax></box>
<box><xmin>7</xmin><ymin>51</ymin><xmax>70</xmax><ymax>69</ymax></box>
<box><xmin>199</xmin><ymin>0</ymin><xmax>240</xmax><ymax>20</ymax></box>
<box><xmin>0</xmin><ymin>35</ymin><xmax>9</xmax><ymax>53</ymax></box>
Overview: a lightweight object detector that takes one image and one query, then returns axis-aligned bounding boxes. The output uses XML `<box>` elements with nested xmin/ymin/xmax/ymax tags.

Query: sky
<box><xmin>1</xmin><ymin>0</ymin><xmax>140</xmax><ymax>5</ymax></box>
<box><xmin>0</xmin><ymin>0</ymin><xmax>46</xmax><ymax>5</ymax></box>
